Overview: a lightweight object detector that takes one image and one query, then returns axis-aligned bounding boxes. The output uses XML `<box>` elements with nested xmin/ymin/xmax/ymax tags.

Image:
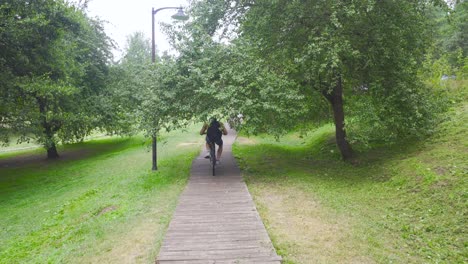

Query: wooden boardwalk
<box><xmin>157</xmin><ymin>129</ymin><xmax>281</xmax><ymax>264</ymax></box>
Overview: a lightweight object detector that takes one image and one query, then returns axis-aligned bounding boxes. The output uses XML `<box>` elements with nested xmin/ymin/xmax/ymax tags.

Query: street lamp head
<box><xmin>171</xmin><ymin>8</ymin><xmax>189</xmax><ymax>21</ymax></box>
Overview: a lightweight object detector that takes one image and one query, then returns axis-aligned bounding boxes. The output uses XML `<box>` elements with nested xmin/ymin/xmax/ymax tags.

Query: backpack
<box><xmin>207</xmin><ymin>120</ymin><xmax>222</xmax><ymax>142</ymax></box>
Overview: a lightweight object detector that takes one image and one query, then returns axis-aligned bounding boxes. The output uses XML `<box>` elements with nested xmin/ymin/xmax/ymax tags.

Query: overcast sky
<box><xmin>86</xmin><ymin>0</ymin><xmax>189</xmax><ymax>59</ymax></box>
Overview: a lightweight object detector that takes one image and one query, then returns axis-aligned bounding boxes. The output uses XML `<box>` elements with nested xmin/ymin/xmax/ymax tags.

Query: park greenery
<box><xmin>233</xmin><ymin>102</ymin><xmax>466</xmax><ymax>263</ymax></box>
<box><xmin>0</xmin><ymin>0</ymin><xmax>118</xmax><ymax>159</ymax></box>
<box><xmin>0</xmin><ymin>127</ymin><xmax>203</xmax><ymax>263</ymax></box>
<box><xmin>0</xmin><ymin>0</ymin><xmax>467</xmax><ymax>262</ymax></box>
<box><xmin>176</xmin><ymin>0</ymin><xmax>467</xmax><ymax>160</ymax></box>
<box><xmin>2</xmin><ymin>0</ymin><xmax>466</xmax><ymax>161</ymax></box>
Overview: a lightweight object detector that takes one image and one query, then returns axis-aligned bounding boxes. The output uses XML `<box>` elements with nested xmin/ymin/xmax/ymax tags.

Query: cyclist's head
<box><xmin>210</xmin><ymin>116</ymin><xmax>217</xmax><ymax>123</ymax></box>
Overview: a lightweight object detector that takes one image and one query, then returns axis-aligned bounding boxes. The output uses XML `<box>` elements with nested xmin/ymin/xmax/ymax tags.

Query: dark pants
<box><xmin>206</xmin><ymin>136</ymin><xmax>223</xmax><ymax>146</ymax></box>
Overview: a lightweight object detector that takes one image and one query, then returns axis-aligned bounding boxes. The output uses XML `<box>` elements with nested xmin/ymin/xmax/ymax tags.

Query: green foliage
<box><xmin>177</xmin><ymin>0</ymin><xmax>450</xmax><ymax>158</ymax></box>
<box><xmin>243</xmin><ymin>0</ymin><xmax>444</xmax><ymax>140</ymax></box>
<box><xmin>420</xmin><ymin>2</ymin><xmax>468</xmax><ymax>82</ymax></box>
<box><xmin>105</xmin><ymin>32</ymin><xmax>152</xmax><ymax>136</ymax></box>
<box><xmin>121</xmin><ymin>32</ymin><xmax>152</xmax><ymax>66</ymax></box>
<box><xmin>173</xmin><ymin>37</ymin><xmax>311</xmax><ymax>136</ymax></box>
<box><xmin>109</xmin><ymin>31</ymin><xmax>195</xmax><ymax>138</ymax></box>
<box><xmin>0</xmin><ymin>0</ymin><xmax>114</xmax><ymax>158</ymax></box>
<box><xmin>347</xmin><ymin>80</ymin><xmax>446</xmax><ymax>146</ymax></box>
<box><xmin>443</xmin><ymin>2</ymin><xmax>468</xmax><ymax>62</ymax></box>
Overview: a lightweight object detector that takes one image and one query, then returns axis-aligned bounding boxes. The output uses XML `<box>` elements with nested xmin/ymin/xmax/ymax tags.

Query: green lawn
<box><xmin>0</xmin><ymin>133</ymin><xmax>111</xmax><ymax>157</ymax></box>
<box><xmin>0</xmin><ymin>126</ymin><xmax>203</xmax><ymax>264</ymax></box>
<box><xmin>233</xmin><ymin>104</ymin><xmax>467</xmax><ymax>263</ymax></box>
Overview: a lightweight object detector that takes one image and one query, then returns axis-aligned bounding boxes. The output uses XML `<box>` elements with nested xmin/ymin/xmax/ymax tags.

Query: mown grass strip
<box><xmin>234</xmin><ymin>105</ymin><xmax>467</xmax><ymax>264</ymax></box>
<box><xmin>0</xmin><ymin>126</ymin><xmax>203</xmax><ymax>264</ymax></box>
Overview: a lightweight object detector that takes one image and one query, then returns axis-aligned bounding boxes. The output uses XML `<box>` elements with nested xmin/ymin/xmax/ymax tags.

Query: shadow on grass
<box><xmin>0</xmin><ymin>136</ymin><xmax>148</xmax><ymax>169</ymax></box>
<box><xmin>0</xmin><ymin>136</ymin><xmax>152</xmax><ymax>205</ymax></box>
<box><xmin>234</xmin><ymin>110</ymin><xmax>467</xmax><ymax>263</ymax></box>
<box><xmin>234</xmin><ymin>131</ymin><xmax>426</xmax><ymax>186</ymax></box>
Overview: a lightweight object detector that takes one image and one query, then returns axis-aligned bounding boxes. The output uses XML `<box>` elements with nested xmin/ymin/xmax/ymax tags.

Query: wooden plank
<box><xmin>160</xmin><ymin>245</ymin><xmax>269</xmax><ymax>252</ymax></box>
<box><xmin>169</xmin><ymin>214</ymin><xmax>260</xmax><ymax>219</ymax></box>
<box><xmin>157</xmin><ymin>129</ymin><xmax>281</xmax><ymax>263</ymax></box>
<box><xmin>166</xmin><ymin>224</ymin><xmax>265</xmax><ymax>231</ymax></box>
<box><xmin>161</xmin><ymin>240</ymin><xmax>274</xmax><ymax>250</ymax></box>
<box><xmin>158</xmin><ymin>259</ymin><xmax>281</xmax><ymax>264</ymax></box>
<box><xmin>161</xmin><ymin>238</ymin><xmax>272</xmax><ymax>244</ymax></box>
<box><xmin>158</xmin><ymin>248</ymin><xmax>279</xmax><ymax>260</ymax></box>
<box><xmin>163</xmin><ymin>235</ymin><xmax>270</xmax><ymax>242</ymax></box>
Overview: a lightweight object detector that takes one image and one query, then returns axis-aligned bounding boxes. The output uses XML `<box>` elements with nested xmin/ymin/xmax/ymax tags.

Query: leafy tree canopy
<box><xmin>167</xmin><ymin>0</ymin><xmax>452</xmax><ymax>160</ymax></box>
<box><xmin>0</xmin><ymin>0</ymin><xmax>114</xmax><ymax>158</ymax></box>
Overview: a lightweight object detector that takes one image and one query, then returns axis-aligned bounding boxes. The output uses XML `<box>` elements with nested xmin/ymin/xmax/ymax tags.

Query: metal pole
<box><xmin>151</xmin><ymin>7</ymin><xmax>156</xmax><ymax>64</ymax></box>
<box><xmin>150</xmin><ymin>6</ymin><xmax>185</xmax><ymax>171</ymax></box>
<box><xmin>151</xmin><ymin>7</ymin><xmax>157</xmax><ymax>171</ymax></box>
<box><xmin>152</xmin><ymin>135</ymin><xmax>157</xmax><ymax>170</ymax></box>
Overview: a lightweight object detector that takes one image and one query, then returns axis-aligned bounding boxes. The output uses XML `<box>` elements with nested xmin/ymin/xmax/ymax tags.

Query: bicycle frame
<box><xmin>208</xmin><ymin>141</ymin><xmax>216</xmax><ymax>176</ymax></box>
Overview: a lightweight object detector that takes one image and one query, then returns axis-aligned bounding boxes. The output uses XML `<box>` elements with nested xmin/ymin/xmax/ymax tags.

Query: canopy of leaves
<box><xmin>420</xmin><ymin>1</ymin><xmax>468</xmax><ymax>82</ymax></box>
<box><xmin>170</xmin><ymin>0</ymin><xmax>450</xmax><ymax>148</ymax></box>
<box><xmin>0</xmin><ymin>0</ymin><xmax>114</xmax><ymax>157</ymax></box>
<box><xmin>109</xmin><ymin>32</ymin><xmax>190</xmax><ymax>137</ymax></box>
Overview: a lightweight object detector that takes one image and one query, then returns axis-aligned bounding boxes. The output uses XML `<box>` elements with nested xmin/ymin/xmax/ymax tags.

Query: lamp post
<box><xmin>151</xmin><ymin>7</ymin><xmax>188</xmax><ymax>171</ymax></box>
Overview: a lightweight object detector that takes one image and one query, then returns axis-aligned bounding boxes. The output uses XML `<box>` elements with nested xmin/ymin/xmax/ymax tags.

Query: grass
<box><xmin>0</xmin><ymin>125</ymin><xmax>204</xmax><ymax>264</ymax></box>
<box><xmin>233</xmin><ymin>104</ymin><xmax>467</xmax><ymax>263</ymax></box>
<box><xmin>0</xmin><ymin>133</ymin><xmax>112</xmax><ymax>158</ymax></box>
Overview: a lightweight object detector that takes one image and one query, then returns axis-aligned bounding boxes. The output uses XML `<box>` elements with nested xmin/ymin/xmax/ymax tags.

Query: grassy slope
<box><xmin>0</xmin><ymin>126</ymin><xmax>203</xmax><ymax>264</ymax></box>
<box><xmin>233</xmin><ymin>104</ymin><xmax>467</xmax><ymax>263</ymax></box>
<box><xmin>0</xmin><ymin>133</ymin><xmax>111</xmax><ymax>157</ymax></box>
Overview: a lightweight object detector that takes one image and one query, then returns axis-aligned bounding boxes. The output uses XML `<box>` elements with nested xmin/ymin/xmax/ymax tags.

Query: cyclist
<box><xmin>200</xmin><ymin>117</ymin><xmax>228</xmax><ymax>162</ymax></box>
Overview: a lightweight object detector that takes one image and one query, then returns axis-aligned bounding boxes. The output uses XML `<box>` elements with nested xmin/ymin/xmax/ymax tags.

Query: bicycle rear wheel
<box><xmin>210</xmin><ymin>142</ymin><xmax>216</xmax><ymax>176</ymax></box>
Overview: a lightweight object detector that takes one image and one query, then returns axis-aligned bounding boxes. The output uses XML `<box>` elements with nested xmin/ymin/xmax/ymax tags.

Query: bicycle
<box><xmin>200</xmin><ymin>118</ymin><xmax>227</xmax><ymax>176</ymax></box>
<box><xmin>208</xmin><ymin>141</ymin><xmax>216</xmax><ymax>176</ymax></box>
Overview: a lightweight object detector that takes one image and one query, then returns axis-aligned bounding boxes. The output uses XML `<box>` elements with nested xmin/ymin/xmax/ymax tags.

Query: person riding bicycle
<box><xmin>200</xmin><ymin>117</ymin><xmax>228</xmax><ymax>162</ymax></box>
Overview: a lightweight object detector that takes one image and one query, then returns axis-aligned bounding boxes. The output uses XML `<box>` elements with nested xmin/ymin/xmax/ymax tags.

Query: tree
<box><xmin>173</xmin><ymin>0</ymin><xmax>445</xmax><ymax>160</ymax></box>
<box><xmin>121</xmin><ymin>32</ymin><xmax>153</xmax><ymax>65</ymax></box>
<box><xmin>422</xmin><ymin>1</ymin><xmax>468</xmax><ymax>80</ymax></box>
<box><xmin>0</xmin><ymin>0</ymin><xmax>113</xmax><ymax>158</ymax></box>
<box><xmin>106</xmin><ymin>32</ymin><xmax>153</xmax><ymax>136</ymax></box>
<box><xmin>156</xmin><ymin>3</ymin><xmax>311</xmax><ymax>138</ymax></box>
<box><xmin>110</xmin><ymin>31</ymin><xmax>190</xmax><ymax>141</ymax></box>
<box><xmin>446</xmin><ymin>1</ymin><xmax>468</xmax><ymax>58</ymax></box>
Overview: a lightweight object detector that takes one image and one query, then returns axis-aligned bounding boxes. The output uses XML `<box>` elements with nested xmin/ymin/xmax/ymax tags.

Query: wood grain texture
<box><xmin>157</xmin><ymin>129</ymin><xmax>281</xmax><ymax>264</ymax></box>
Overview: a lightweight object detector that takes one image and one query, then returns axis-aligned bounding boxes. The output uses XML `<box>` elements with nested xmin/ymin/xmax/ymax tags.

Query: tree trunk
<box><xmin>322</xmin><ymin>76</ymin><xmax>353</xmax><ymax>161</ymax></box>
<box><xmin>47</xmin><ymin>141</ymin><xmax>59</xmax><ymax>159</ymax></box>
<box><xmin>44</xmin><ymin>121</ymin><xmax>60</xmax><ymax>159</ymax></box>
<box><xmin>38</xmin><ymin>97</ymin><xmax>60</xmax><ymax>159</ymax></box>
